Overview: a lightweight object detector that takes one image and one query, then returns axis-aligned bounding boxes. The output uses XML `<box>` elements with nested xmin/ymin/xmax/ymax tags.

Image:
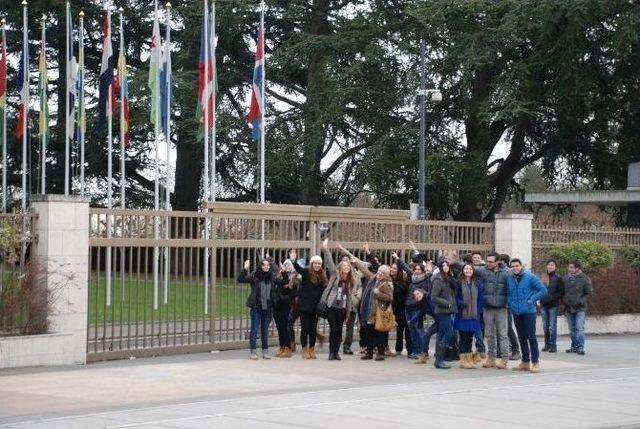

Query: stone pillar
<box><xmin>31</xmin><ymin>195</ymin><xmax>90</xmax><ymax>365</ymax></box>
<box><xmin>494</xmin><ymin>213</ymin><xmax>533</xmax><ymax>268</ymax></box>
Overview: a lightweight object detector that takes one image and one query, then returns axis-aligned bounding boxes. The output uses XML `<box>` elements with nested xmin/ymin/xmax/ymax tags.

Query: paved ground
<box><xmin>1</xmin><ymin>335</ymin><xmax>639</xmax><ymax>429</ymax></box>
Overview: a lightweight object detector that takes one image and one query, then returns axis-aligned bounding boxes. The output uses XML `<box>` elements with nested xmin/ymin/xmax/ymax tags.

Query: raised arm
<box><xmin>337</xmin><ymin>243</ymin><xmax>374</xmax><ymax>280</ymax></box>
<box><xmin>236</xmin><ymin>260</ymin><xmax>253</xmax><ymax>284</ymax></box>
<box><xmin>392</xmin><ymin>252</ymin><xmax>413</xmax><ymax>276</ymax></box>
<box><xmin>322</xmin><ymin>238</ymin><xmax>337</xmax><ymax>275</ymax></box>
<box><xmin>289</xmin><ymin>249</ymin><xmax>307</xmax><ymax>275</ymax></box>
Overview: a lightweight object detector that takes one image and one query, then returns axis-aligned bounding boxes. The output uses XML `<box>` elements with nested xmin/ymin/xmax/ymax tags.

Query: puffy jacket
<box><xmin>507</xmin><ymin>270</ymin><xmax>548</xmax><ymax>315</ymax></box>
<box><xmin>540</xmin><ymin>271</ymin><xmax>564</xmax><ymax>308</ymax></box>
<box><xmin>562</xmin><ymin>272</ymin><xmax>593</xmax><ymax>313</ymax></box>
<box><xmin>476</xmin><ymin>265</ymin><xmax>510</xmax><ymax>308</ymax></box>
<box><xmin>430</xmin><ymin>273</ymin><xmax>457</xmax><ymax>314</ymax></box>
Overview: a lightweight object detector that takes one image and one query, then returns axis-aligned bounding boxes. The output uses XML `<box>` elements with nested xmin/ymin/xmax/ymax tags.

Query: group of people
<box><xmin>237</xmin><ymin>239</ymin><xmax>593</xmax><ymax>373</ymax></box>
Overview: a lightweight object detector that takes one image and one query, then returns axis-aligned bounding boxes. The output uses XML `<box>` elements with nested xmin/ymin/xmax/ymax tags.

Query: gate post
<box><xmin>494</xmin><ymin>213</ymin><xmax>533</xmax><ymax>268</ymax></box>
<box><xmin>31</xmin><ymin>195</ymin><xmax>90</xmax><ymax>365</ymax></box>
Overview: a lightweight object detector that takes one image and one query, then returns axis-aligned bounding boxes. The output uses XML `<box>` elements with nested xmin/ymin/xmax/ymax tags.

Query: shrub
<box><xmin>622</xmin><ymin>245</ymin><xmax>640</xmax><ymax>269</ymax></box>
<box><xmin>549</xmin><ymin>240</ymin><xmax>613</xmax><ymax>272</ymax></box>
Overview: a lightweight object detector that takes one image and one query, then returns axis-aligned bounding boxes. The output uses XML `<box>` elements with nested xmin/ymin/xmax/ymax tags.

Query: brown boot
<box><xmin>309</xmin><ymin>346</ymin><xmax>317</xmax><ymax>359</ymax></box>
<box><xmin>495</xmin><ymin>359</ymin><xmax>508</xmax><ymax>370</ymax></box>
<box><xmin>302</xmin><ymin>346</ymin><xmax>310</xmax><ymax>359</ymax></box>
<box><xmin>530</xmin><ymin>362</ymin><xmax>540</xmax><ymax>373</ymax></box>
<box><xmin>512</xmin><ymin>361</ymin><xmax>530</xmax><ymax>371</ymax></box>
<box><xmin>483</xmin><ymin>358</ymin><xmax>496</xmax><ymax>368</ymax></box>
<box><xmin>385</xmin><ymin>347</ymin><xmax>397</xmax><ymax>357</ymax></box>
<box><xmin>275</xmin><ymin>347</ymin><xmax>284</xmax><ymax>358</ymax></box>
<box><xmin>290</xmin><ymin>342</ymin><xmax>296</xmax><ymax>353</ymax></box>
<box><xmin>460</xmin><ymin>353</ymin><xmax>475</xmax><ymax>369</ymax></box>
<box><xmin>414</xmin><ymin>353</ymin><xmax>427</xmax><ymax>364</ymax></box>
<box><xmin>279</xmin><ymin>347</ymin><xmax>292</xmax><ymax>358</ymax></box>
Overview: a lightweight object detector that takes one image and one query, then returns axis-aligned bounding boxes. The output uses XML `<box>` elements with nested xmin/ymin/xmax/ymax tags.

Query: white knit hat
<box><xmin>309</xmin><ymin>255</ymin><xmax>323</xmax><ymax>265</ymax></box>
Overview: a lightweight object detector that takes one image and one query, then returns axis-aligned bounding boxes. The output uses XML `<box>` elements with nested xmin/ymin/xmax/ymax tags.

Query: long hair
<box><xmin>458</xmin><ymin>263</ymin><xmax>478</xmax><ymax>284</ymax></box>
<box><xmin>309</xmin><ymin>265</ymin><xmax>328</xmax><ymax>286</ymax></box>
<box><xmin>337</xmin><ymin>260</ymin><xmax>357</xmax><ymax>287</ymax></box>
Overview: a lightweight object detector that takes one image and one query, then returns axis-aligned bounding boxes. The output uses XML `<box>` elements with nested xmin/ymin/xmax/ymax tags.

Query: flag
<box><xmin>98</xmin><ymin>9</ymin><xmax>113</xmax><ymax>128</ymax></box>
<box><xmin>0</xmin><ymin>27</ymin><xmax>6</xmax><ymax>140</ymax></box>
<box><xmin>247</xmin><ymin>23</ymin><xmax>264</xmax><ymax>141</ymax></box>
<box><xmin>196</xmin><ymin>7</ymin><xmax>214</xmax><ymax>140</ymax></box>
<box><xmin>115</xmin><ymin>20</ymin><xmax>130</xmax><ymax>147</ymax></box>
<box><xmin>15</xmin><ymin>33</ymin><xmax>29</xmax><ymax>140</ymax></box>
<box><xmin>148</xmin><ymin>8</ymin><xmax>161</xmax><ymax>128</ymax></box>
<box><xmin>38</xmin><ymin>27</ymin><xmax>49</xmax><ymax>143</ymax></box>
<box><xmin>160</xmin><ymin>19</ymin><xmax>171</xmax><ymax>135</ymax></box>
<box><xmin>66</xmin><ymin>4</ymin><xmax>77</xmax><ymax>144</ymax></box>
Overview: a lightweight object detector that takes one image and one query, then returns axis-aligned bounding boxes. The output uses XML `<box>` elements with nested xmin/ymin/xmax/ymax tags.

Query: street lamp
<box><xmin>417</xmin><ymin>40</ymin><xmax>442</xmax><ymax>220</ymax></box>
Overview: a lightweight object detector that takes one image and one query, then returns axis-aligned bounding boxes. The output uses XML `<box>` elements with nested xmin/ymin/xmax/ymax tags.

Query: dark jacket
<box><xmin>507</xmin><ymin>270</ymin><xmax>547</xmax><ymax>315</ymax></box>
<box><xmin>430</xmin><ymin>273</ymin><xmax>457</xmax><ymax>315</ymax></box>
<box><xmin>562</xmin><ymin>272</ymin><xmax>593</xmax><ymax>313</ymax></box>
<box><xmin>355</xmin><ymin>259</ymin><xmax>393</xmax><ymax>325</ymax></box>
<box><xmin>237</xmin><ymin>262</ymin><xmax>284</xmax><ymax>310</ymax></box>
<box><xmin>293</xmin><ymin>260</ymin><xmax>327</xmax><ymax>314</ymax></box>
<box><xmin>540</xmin><ymin>271</ymin><xmax>564</xmax><ymax>308</ymax></box>
<box><xmin>275</xmin><ymin>272</ymin><xmax>299</xmax><ymax>312</ymax></box>
<box><xmin>476</xmin><ymin>264</ymin><xmax>510</xmax><ymax>308</ymax></box>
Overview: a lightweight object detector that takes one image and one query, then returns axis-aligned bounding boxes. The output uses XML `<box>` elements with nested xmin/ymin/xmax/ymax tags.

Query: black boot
<box><xmin>343</xmin><ymin>346</ymin><xmax>354</xmax><ymax>355</ymax></box>
<box><xmin>328</xmin><ymin>352</ymin><xmax>337</xmax><ymax>361</ymax></box>
<box><xmin>434</xmin><ymin>344</ymin><xmax>451</xmax><ymax>369</ymax></box>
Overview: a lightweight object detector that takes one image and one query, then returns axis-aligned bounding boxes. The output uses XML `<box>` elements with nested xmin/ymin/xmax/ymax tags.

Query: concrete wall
<box><xmin>0</xmin><ymin>195</ymin><xmax>90</xmax><ymax>369</ymax></box>
<box><xmin>494</xmin><ymin>213</ymin><xmax>534</xmax><ymax>267</ymax></box>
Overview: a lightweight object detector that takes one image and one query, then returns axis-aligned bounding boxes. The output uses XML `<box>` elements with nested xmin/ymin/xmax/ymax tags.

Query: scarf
<box><xmin>412</xmin><ymin>273</ymin><xmax>426</xmax><ymax>284</ymax></box>
<box><xmin>462</xmin><ymin>280</ymin><xmax>478</xmax><ymax>320</ymax></box>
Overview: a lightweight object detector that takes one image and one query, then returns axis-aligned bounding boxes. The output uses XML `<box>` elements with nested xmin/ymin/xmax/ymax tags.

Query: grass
<box><xmin>88</xmin><ymin>274</ymin><xmax>250</xmax><ymax>326</ymax></box>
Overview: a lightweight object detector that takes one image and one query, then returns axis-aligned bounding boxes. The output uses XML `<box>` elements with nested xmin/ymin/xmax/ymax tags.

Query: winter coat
<box><xmin>430</xmin><ymin>273</ymin><xmax>458</xmax><ymax>315</ymax></box>
<box><xmin>355</xmin><ymin>259</ymin><xmax>393</xmax><ymax>325</ymax></box>
<box><xmin>540</xmin><ymin>271</ymin><xmax>564</xmax><ymax>308</ymax></box>
<box><xmin>321</xmin><ymin>249</ymin><xmax>355</xmax><ymax>310</ymax></box>
<box><xmin>293</xmin><ymin>260</ymin><xmax>327</xmax><ymax>314</ymax></box>
<box><xmin>395</xmin><ymin>258</ymin><xmax>431</xmax><ymax>314</ymax></box>
<box><xmin>454</xmin><ymin>279</ymin><xmax>485</xmax><ymax>332</ymax></box>
<box><xmin>507</xmin><ymin>270</ymin><xmax>548</xmax><ymax>315</ymax></box>
<box><xmin>237</xmin><ymin>261</ymin><xmax>284</xmax><ymax>310</ymax></box>
<box><xmin>562</xmin><ymin>272</ymin><xmax>593</xmax><ymax>313</ymax></box>
<box><xmin>275</xmin><ymin>273</ymin><xmax>299</xmax><ymax>313</ymax></box>
<box><xmin>476</xmin><ymin>265</ymin><xmax>510</xmax><ymax>308</ymax></box>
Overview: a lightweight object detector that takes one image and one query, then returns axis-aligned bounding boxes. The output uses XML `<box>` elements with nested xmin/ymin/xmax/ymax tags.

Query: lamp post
<box><xmin>417</xmin><ymin>40</ymin><xmax>442</xmax><ymax>220</ymax></box>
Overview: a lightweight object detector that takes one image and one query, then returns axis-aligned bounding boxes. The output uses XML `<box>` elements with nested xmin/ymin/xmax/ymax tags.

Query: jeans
<box><xmin>395</xmin><ymin>305</ymin><xmax>412</xmax><ymax>353</ymax></box>
<box><xmin>566</xmin><ymin>311</ymin><xmax>586</xmax><ymax>350</ymax></box>
<box><xmin>250</xmin><ymin>307</ymin><xmax>273</xmax><ymax>352</ymax></box>
<box><xmin>513</xmin><ymin>313</ymin><xmax>539</xmax><ymax>363</ymax></box>
<box><xmin>459</xmin><ymin>330</ymin><xmax>474</xmax><ymax>354</ymax></box>
<box><xmin>288</xmin><ymin>307</ymin><xmax>300</xmax><ymax>346</ymax></box>
<box><xmin>508</xmin><ymin>311</ymin><xmax>520</xmax><ymax>354</ymax></box>
<box><xmin>484</xmin><ymin>307</ymin><xmax>509</xmax><ymax>360</ymax></box>
<box><xmin>424</xmin><ymin>318</ymin><xmax>439</xmax><ymax>353</ymax></box>
<box><xmin>327</xmin><ymin>307</ymin><xmax>346</xmax><ymax>354</ymax></box>
<box><xmin>541</xmin><ymin>306</ymin><xmax>558</xmax><ymax>349</ymax></box>
<box><xmin>274</xmin><ymin>306</ymin><xmax>290</xmax><ymax>348</ymax></box>
<box><xmin>436</xmin><ymin>313</ymin><xmax>454</xmax><ymax>348</ymax></box>
<box><xmin>300</xmin><ymin>311</ymin><xmax>318</xmax><ymax>348</ymax></box>
<box><xmin>474</xmin><ymin>329</ymin><xmax>486</xmax><ymax>353</ymax></box>
<box><xmin>406</xmin><ymin>310</ymin><xmax>425</xmax><ymax>355</ymax></box>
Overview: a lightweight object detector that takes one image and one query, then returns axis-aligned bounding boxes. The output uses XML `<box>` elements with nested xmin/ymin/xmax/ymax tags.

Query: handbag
<box><xmin>316</xmin><ymin>284</ymin><xmax>332</xmax><ymax>319</ymax></box>
<box><xmin>374</xmin><ymin>303</ymin><xmax>396</xmax><ymax>332</ymax></box>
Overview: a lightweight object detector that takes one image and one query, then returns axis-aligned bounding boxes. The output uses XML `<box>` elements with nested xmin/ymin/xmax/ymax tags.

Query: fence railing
<box><xmin>532</xmin><ymin>224</ymin><xmax>640</xmax><ymax>268</ymax></box>
<box><xmin>86</xmin><ymin>203</ymin><xmax>495</xmax><ymax>361</ymax></box>
<box><xmin>0</xmin><ymin>212</ymin><xmax>39</xmax><ymax>336</ymax></box>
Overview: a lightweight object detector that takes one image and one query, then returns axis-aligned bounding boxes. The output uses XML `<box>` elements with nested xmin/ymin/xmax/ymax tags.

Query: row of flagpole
<box><xmin>0</xmin><ymin>0</ymin><xmax>267</xmax><ymax>311</ymax></box>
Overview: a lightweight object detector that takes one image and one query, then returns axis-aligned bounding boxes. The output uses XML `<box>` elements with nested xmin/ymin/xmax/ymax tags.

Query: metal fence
<box><xmin>87</xmin><ymin>203</ymin><xmax>495</xmax><ymax>362</ymax></box>
<box><xmin>532</xmin><ymin>224</ymin><xmax>640</xmax><ymax>270</ymax></box>
<box><xmin>0</xmin><ymin>213</ymin><xmax>38</xmax><ymax>335</ymax></box>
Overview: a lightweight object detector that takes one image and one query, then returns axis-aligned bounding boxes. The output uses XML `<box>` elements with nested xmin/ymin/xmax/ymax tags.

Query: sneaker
<box><xmin>566</xmin><ymin>348</ymin><xmax>576</xmax><ymax>353</ymax></box>
<box><xmin>576</xmin><ymin>349</ymin><xmax>585</xmax><ymax>355</ymax></box>
<box><xmin>408</xmin><ymin>353</ymin><xmax>418</xmax><ymax>359</ymax></box>
<box><xmin>343</xmin><ymin>347</ymin><xmax>354</xmax><ymax>355</ymax></box>
<box><xmin>548</xmin><ymin>347</ymin><xmax>557</xmax><ymax>353</ymax></box>
<box><xmin>262</xmin><ymin>350</ymin><xmax>271</xmax><ymax>359</ymax></box>
<box><xmin>249</xmin><ymin>351</ymin><xmax>259</xmax><ymax>360</ymax></box>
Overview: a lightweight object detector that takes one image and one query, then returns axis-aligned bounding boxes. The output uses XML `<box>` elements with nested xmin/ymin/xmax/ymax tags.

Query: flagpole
<box><xmin>64</xmin><ymin>1</ymin><xmax>70</xmax><ymax>195</ymax></box>
<box><xmin>210</xmin><ymin>0</ymin><xmax>216</xmax><ymax>202</ymax></box>
<box><xmin>119</xmin><ymin>8</ymin><xmax>125</xmax><ymax>210</ymax></box>
<box><xmin>106</xmin><ymin>3</ymin><xmax>113</xmax><ymax>307</ymax></box>
<box><xmin>1</xmin><ymin>19</ymin><xmax>6</xmax><ymax>213</ymax></box>
<box><xmin>202</xmin><ymin>0</ymin><xmax>210</xmax><ymax>315</ymax></box>
<box><xmin>40</xmin><ymin>15</ymin><xmax>47</xmax><ymax>194</ymax></box>
<box><xmin>259</xmin><ymin>0</ymin><xmax>265</xmax><ymax>205</ymax></box>
<box><xmin>163</xmin><ymin>2</ymin><xmax>172</xmax><ymax>305</ymax></box>
<box><xmin>21</xmin><ymin>0</ymin><xmax>28</xmax><ymax>214</ymax></box>
<box><xmin>79</xmin><ymin>11</ymin><xmax>85</xmax><ymax>196</ymax></box>
<box><xmin>153</xmin><ymin>0</ymin><xmax>160</xmax><ymax>310</ymax></box>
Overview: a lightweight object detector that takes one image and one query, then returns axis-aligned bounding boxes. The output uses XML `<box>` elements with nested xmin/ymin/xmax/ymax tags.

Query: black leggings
<box><xmin>459</xmin><ymin>331</ymin><xmax>474</xmax><ymax>354</ymax></box>
<box><xmin>327</xmin><ymin>307</ymin><xmax>346</xmax><ymax>354</ymax></box>
<box><xmin>274</xmin><ymin>306</ymin><xmax>290</xmax><ymax>348</ymax></box>
<box><xmin>300</xmin><ymin>311</ymin><xmax>318</xmax><ymax>348</ymax></box>
<box><xmin>363</xmin><ymin>324</ymin><xmax>386</xmax><ymax>355</ymax></box>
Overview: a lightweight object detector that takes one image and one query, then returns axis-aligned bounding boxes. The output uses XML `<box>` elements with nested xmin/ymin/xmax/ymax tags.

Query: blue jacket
<box><xmin>507</xmin><ymin>270</ymin><xmax>548</xmax><ymax>315</ymax></box>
